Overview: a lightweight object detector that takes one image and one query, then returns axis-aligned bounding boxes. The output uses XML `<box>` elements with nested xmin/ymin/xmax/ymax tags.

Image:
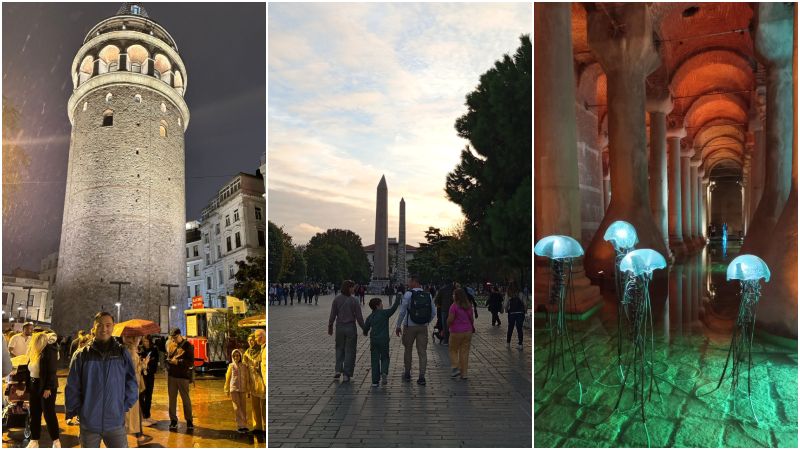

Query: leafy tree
<box><xmin>304</xmin><ymin>229</ymin><xmax>370</xmax><ymax>284</ymax></box>
<box><xmin>445</xmin><ymin>35</ymin><xmax>531</xmax><ymax>283</ymax></box>
<box><xmin>233</xmin><ymin>256</ymin><xmax>266</xmax><ymax>310</ymax></box>
<box><xmin>267</xmin><ymin>221</ymin><xmax>294</xmax><ymax>282</ymax></box>
<box><xmin>285</xmin><ymin>245</ymin><xmax>306</xmax><ymax>282</ymax></box>
<box><xmin>2</xmin><ymin>97</ymin><xmax>29</xmax><ymax>215</ymax></box>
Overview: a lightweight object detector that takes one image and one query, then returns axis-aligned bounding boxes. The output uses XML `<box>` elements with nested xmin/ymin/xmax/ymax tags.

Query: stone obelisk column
<box><xmin>373</xmin><ymin>175</ymin><xmax>389</xmax><ymax>280</ymax></box>
<box><xmin>397</xmin><ymin>198</ymin><xmax>407</xmax><ymax>284</ymax></box>
<box><xmin>667</xmin><ymin>124</ymin><xmax>687</xmax><ymax>256</ymax></box>
<box><xmin>647</xmin><ymin>90</ymin><xmax>672</xmax><ymax>254</ymax></box>
<box><xmin>680</xmin><ymin>148</ymin><xmax>695</xmax><ymax>250</ymax></box>
<box><xmin>584</xmin><ymin>3</ymin><xmax>667</xmax><ymax>278</ymax></box>
<box><xmin>744</xmin><ymin>2</ymin><xmax>794</xmax><ymax>253</ymax></box>
<box><xmin>759</xmin><ymin>2</ymin><xmax>797</xmax><ymax>339</ymax></box>
<box><xmin>534</xmin><ymin>2</ymin><xmax>601</xmax><ymax>312</ymax></box>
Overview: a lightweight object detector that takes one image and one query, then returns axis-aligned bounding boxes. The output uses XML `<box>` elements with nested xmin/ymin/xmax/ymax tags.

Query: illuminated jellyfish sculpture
<box><xmin>603</xmin><ymin>221</ymin><xmax>639</xmax><ymax>376</ymax></box>
<box><xmin>696</xmin><ymin>254</ymin><xmax>770</xmax><ymax>423</ymax></box>
<box><xmin>534</xmin><ymin>235</ymin><xmax>591</xmax><ymax>404</ymax></box>
<box><xmin>614</xmin><ymin>249</ymin><xmax>667</xmax><ymax>443</ymax></box>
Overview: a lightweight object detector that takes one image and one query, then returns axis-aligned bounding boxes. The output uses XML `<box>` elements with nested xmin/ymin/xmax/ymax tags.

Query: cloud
<box><xmin>268</xmin><ymin>2</ymin><xmax>531</xmax><ymax>245</ymax></box>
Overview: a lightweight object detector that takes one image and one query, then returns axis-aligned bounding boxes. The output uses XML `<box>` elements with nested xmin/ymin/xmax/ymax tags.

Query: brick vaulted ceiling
<box><xmin>573</xmin><ymin>2</ymin><xmax>757</xmax><ymax>174</ymax></box>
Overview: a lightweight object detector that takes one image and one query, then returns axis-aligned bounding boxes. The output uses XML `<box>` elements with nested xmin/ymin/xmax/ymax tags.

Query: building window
<box><xmin>229</xmin><ymin>265</ymin><xmax>235</xmax><ymax>279</ymax></box>
<box><xmin>203</xmin><ymin>233</ymin><xmax>209</xmax><ymax>244</ymax></box>
<box><xmin>102</xmin><ymin>109</ymin><xmax>113</xmax><ymax>127</ymax></box>
<box><xmin>27</xmin><ymin>293</ymin><xmax>34</xmax><ymax>307</ymax></box>
<box><xmin>106</xmin><ymin>93</ymin><xmax>113</xmax><ymax>103</ymax></box>
<box><xmin>194</xmin><ymin>285</ymin><xmax>199</xmax><ymax>297</ymax></box>
<box><xmin>206</xmin><ymin>254</ymin><xmax>210</xmax><ymax>265</ymax></box>
<box><xmin>159</xmin><ymin>120</ymin><xmax>167</xmax><ymax>137</ymax></box>
<box><xmin>134</xmin><ymin>94</ymin><xmax>142</xmax><ymax>103</ymax></box>
<box><xmin>255</xmin><ymin>207</ymin><xmax>262</xmax><ymax>221</ymax></box>
<box><xmin>234</xmin><ymin>209</ymin><xmax>240</xmax><ymax>222</ymax></box>
<box><xmin>226</xmin><ymin>236</ymin><xmax>232</xmax><ymax>252</ymax></box>
<box><xmin>186</xmin><ymin>247</ymin><xmax>189</xmax><ymax>258</ymax></box>
<box><xmin>218</xmin><ymin>270</ymin><xmax>223</xmax><ymax>285</ymax></box>
<box><xmin>193</xmin><ymin>264</ymin><xmax>199</xmax><ymax>277</ymax></box>
<box><xmin>131</xmin><ymin>5</ymin><xmax>141</xmax><ymax>15</ymax></box>
<box><xmin>206</xmin><ymin>276</ymin><xmax>212</xmax><ymax>290</ymax></box>
<box><xmin>225</xmin><ymin>215</ymin><xmax>230</xmax><ymax>227</ymax></box>
<box><xmin>258</xmin><ymin>229</ymin><xmax>265</xmax><ymax>247</ymax></box>
<box><xmin>217</xmin><ymin>245</ymin><xmax>221</xmax><ymax>259</ymax></box>
<box><xmin>235</xmin><ymin>232</ymin><xmax>241</xmax><ymax>248</ymax></box>
<box><xmin>186</xmin><ymin>266</ymin><xmax>191</xmax><ymax>277</ymax></box>
<box><xmin>193</xmin><ymin>245</ymin><xmax>199</xmax><ymax>257</ymax></box>
<box><xmin>215</xmin><ymin>223</ymin><xmax>220</xmax><ymax>235</ymax></box>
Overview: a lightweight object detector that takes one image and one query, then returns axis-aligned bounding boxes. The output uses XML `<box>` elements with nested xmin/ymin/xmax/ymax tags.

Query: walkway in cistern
<box><xmin>268</xmin><ymin>294</ymin><xmax>532</xmax><ymax>447</ymax></box>
<box><xmin>534</xmin><ymin>242</ymin><xmax>798</xmax><ymax>448</ymax></box>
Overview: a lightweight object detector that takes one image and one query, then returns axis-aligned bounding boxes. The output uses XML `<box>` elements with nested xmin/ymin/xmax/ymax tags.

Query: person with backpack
<box><xmin>505</xmin><ymin>284</ymin><xmax>527</xmax><ymax>350</ymax></box>
<box><xmin>394</xmin><ymin>274</ymin><xmax>436</xmax><ymax>385</ymax></box>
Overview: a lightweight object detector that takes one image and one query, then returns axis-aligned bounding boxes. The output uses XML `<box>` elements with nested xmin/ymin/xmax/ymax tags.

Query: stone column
<box><xmin>749</xmin><ymin>96</ymin><xmax>766</xmax><ymax>223</ymax></box>
<box><xmin>667</xmin><ymin>125</ymin><xmax>686</xmax><ymax>255</ymax></box>
<box><xmin>744</xmin><ymin>2</ymin><xmax>794</xmax><ymax>253</ymax></box>
<box><xmin>689</xmin><ymin>158</ymin><xmax>701</xmax><ymax>245</ymax></box>
<box><xmin>701</xmin><ymin>176</ymin><xmax>710</xmax><ymax>239</ymax></box>
<box><xmin>680</xmin><ymin>148</ymin><xmax>695</xmax><ymax>249</ymax></box>
<box><xmin>742</xmin><ymin>153</ymin><xmax>751</xmax><ymax>233</ymax></box>
<box><xmin>584</xmin><ymin>3</ymin><xmax>666</xmax><ymax>278</ymax></box>
<box><xmin>647</xmin><ymin>93</ymin><xmax>672</xmax><ymax>253</ymax></box>
<box><xmin>534</xmin><ymin>3</ymin><xmax>602</xmax><ymax>311</ymax></box>
<box><xmin>759</xmin><ymin>2</ymin><xmax>797</xmax><ymax>339</ymax></box>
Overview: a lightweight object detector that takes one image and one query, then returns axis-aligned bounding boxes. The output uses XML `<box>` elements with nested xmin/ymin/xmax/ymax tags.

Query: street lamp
<box><xmin>160</xmin><ymin>283</ymin><xmax>179</xmax><ymax>332</ymax></box>
<box><xmin>114</xmin><ymin>302</ymin><xmax>121</xmax><ymax>323</ymax></box>
<box><xmin>109</xmin><ymin>281</ymin><xmax>130</xmax><ymax>322</ymax></box>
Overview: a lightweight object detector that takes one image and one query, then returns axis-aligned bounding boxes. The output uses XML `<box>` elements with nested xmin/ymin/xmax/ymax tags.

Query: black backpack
<box><xmin>407</xmin><ymin>290</ymin><xmax>433</xmax><ymax>324</ymax></box>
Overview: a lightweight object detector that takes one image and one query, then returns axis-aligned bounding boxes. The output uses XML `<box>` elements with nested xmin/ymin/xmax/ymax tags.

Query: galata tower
<box><xmin>53</xmin><ymin>3</ymin><xmax>189</xmax><ymax>336</ymax></box>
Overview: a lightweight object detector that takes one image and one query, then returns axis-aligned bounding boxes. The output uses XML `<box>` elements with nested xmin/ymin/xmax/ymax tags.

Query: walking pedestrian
<box><xmin>122</xmin><ymin>335</ymin><xmax>150</xmax><ymax>445</ymax></box>
<box><xmin>328</xmin><ymin>280</ymin><xmax>365</xmax><ymax>382</ymax></box>
<box><xmin>433</xmin><ymin>283</ymin><xmax>454</xmax><ymax>345</ymax></box>
<box><xmin>487</xmin><ymin>286</ymin><xmax>504</xmax><ymax>326</ymax></box>
<box><xmin>362</xmin><ymin>297</ymin><xmax>400</xmax><ymax>387</ymax></box>
<box><xmin>8</xmin><ymin>322</ymin><xmax>34</xmax><ymax>357</ymax></box>
<box><xmin>395</xmin><ymin>275</ymin><xmax>436</xmax><ymax>385</ymax></box>
<box><xmin>225</xmin><ymin>349</ymin><xmax>250</xmax><ymax>433</ymax></box>
<box><xmin>25</xmin><ymin>330</ymin><xmax>62</xmax><ymax>448</ymax></box>
<box><xmin>65</xmin><ymin>312</ymin><xmax>138</xmax><ymax>448</ymax></box>
<box><xmin>448</xmin><ymin>288</ymin><xmax>475</xmax><ymax>380</ymax></box>
<box><xmin>244</xmin><ymin>334</ymin><xmax>265</xmax><ymax>433</ymax></box>
<box><xmin>314</xmin><ymin>283</ymin><xmax>320</xmax><ymax>305</ymax></box>
<box><xmin>289</xmin><ymin>285</ymin><xmax>295</xmax><ymax>304</ymax></box>
<box><xmin>166</xmin><ymin>328</ymin><xmax>194</xmax><ymax>431</ymax></box>
<box><xmin>139</xmin><ymin>335</ymin><xmax>158</xmax><ymax>427</ymax></box>
<box><xmin>505</xmin><ymin>285</ymin><xmax>527</xmax><ymax>350</ymax></box>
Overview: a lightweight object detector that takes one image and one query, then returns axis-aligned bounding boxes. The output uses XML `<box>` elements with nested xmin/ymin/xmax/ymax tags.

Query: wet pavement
<box><xmin>268</xmin><ymin>293</ymin><xmax>532</xmax><ymax>447</ymax></box>
<box><xmin>534</xmin><ymin>242</ymin><xmax>798</xmax><ymax>447</ymax></box>
<box><xmin>3</xmin><ymin>371</ymin><xmax>266</xmax><ymax>448</ymax></box>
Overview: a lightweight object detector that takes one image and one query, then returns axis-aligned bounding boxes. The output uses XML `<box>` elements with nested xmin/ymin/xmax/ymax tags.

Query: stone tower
<box><xmin>53</xmin><ymin>3</ymin><xmax>189</xmax><ymax>336</ymax></box>
<box><xmin>397</xmin><ymin>198</ymin><xmax>407</xmax><ymax>284</ymax></box>
<box><xmin>373</xmin><ymin>175</ymin><xmax>389</xmax><ymax>280</ymax></box>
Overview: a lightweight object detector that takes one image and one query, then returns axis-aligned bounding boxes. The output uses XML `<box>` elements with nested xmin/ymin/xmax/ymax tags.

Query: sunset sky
<box><xmin>268</xmin><ymin>2</ymin><xmax>531</xmax><ymax>246</ymax></box>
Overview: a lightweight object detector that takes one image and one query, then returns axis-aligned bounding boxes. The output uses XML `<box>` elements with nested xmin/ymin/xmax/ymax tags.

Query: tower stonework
<box><xmin>53</xmin><ymin>4</ymin><xmax>190</xmax><ymax>336</ymax></box>
<box><xmin>373</xmin><ymin>175</ymin><xmax>389</xmax><ymax>279</ymax></box>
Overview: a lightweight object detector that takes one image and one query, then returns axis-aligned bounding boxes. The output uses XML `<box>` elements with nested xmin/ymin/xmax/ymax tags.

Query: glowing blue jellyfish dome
<box><xmin>619</xmin><ymin>249</ymin><xmax>667</xmax><ymax>276</ymax></box>
<box><xmin>534</xmin><ymin>235</ymin><xmax>584</xmax><ymax>260</ymax></box>
<box><xmin>726</xmin><ymin>254</ymin><xmax>771</xmax><ymax>282</ymax></box>
<box><xmin>604</xmin><ymin>221</ymin><xmax>639</xmax><ymax>252</ymax></box>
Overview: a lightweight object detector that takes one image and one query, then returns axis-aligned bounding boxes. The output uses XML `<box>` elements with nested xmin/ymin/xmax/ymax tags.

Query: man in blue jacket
<box><xmin>65</xmin><ymin>311</ymin><xmax>138</xmax><ymax>447</ymax></box>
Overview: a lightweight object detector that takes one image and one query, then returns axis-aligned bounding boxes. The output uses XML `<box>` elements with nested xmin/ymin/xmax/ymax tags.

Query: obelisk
<box><xmin>397</xmin><ymin>198</ymin><xmax>407</xmax><ymax>284</ymax></box>
<box><xmin>374</xmin><ymin>175</ymin><xmax>389</xmax><ymax>280</ymax></box>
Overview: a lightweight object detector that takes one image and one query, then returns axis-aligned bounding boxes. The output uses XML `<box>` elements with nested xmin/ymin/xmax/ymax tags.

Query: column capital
<box><xmin>702</xmin><ymin>176</ymin><xmax>711</xmax><ymax>185</ymax></box>
<box><xmin>697</xmin><ymin>166</ymin><xmax>706</xmax><ymax>177</ymax></box>
<box><xmin>689</xmin><ymin>158</ymin><xmax>702</xmax><ymax>168</ymax></box>
<box><xmin>666</xmin><ymin>126</ymin><xmax>687</xmax><ymax>139</ymax></box>
<box><xmin>587</xmin><ymin>3</ymin><xmax>660</xmax><ymax>76</ymax></box>
<box><xmin>754</xmin><ymin>2</ymin><xmax>794</xmax><ymax>67</ymax></box>
<box><xmin>680</xmin><ymin>146</ymin><xmax>695</xmax><ymax>158</ymax></box>
<box><xmin>646</xmin><ymin>93</ymin><xmax>673</xmax><ymax>114</ymax></box>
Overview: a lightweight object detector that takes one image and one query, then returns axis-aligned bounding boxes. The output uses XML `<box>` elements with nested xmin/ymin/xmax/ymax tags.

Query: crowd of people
<box><xmin>2</xmin><ymin>315</ymin><xmax>267</xmax><ymax>448</ymax></box>
<box><xmin>328</xmin><ymin>276</ymin><xmax>528</xmax><ymax>387</ymax></box>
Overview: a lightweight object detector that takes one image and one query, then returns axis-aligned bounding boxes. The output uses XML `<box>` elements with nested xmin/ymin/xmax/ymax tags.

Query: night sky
<box><xmin>2</xmin><ymin>2</ymin><xmax>266</xmax><ymax>272</ymax></box>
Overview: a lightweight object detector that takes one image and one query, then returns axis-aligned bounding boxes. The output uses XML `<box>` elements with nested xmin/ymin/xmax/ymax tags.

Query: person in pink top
<box><xmin>447</xmin><ymin>288</ymin><xmax>475</xmax><ymax>380</ymax></box>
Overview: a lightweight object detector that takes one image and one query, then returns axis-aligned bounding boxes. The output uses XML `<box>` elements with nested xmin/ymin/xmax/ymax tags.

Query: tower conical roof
<box><xmin>117</xmin><ymin>3</ymin><xmax>149</xmax><ymax>18</ymax></box>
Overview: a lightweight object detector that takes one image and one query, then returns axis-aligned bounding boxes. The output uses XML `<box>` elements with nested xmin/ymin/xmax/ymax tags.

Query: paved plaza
<box><xmin>268</xmin><ymin>294</ymin><xmax>532</xmax><ymax>447</ymax></box>
<box><xmin>3</xmin><ymin>372</ymin><xmax>265</xmax><ymax>448</ymax></box>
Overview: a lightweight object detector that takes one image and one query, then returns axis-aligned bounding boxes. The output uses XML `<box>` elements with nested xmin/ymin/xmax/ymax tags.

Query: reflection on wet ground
<box><xmin>3</xmin><ymin>372</ymin><xmax>265</xmax><ymax>448</ymax></box>
<box><xmin>534</xmin><ymin>243</ymin><xmax>798</xmax><ymax>448</ymax></box>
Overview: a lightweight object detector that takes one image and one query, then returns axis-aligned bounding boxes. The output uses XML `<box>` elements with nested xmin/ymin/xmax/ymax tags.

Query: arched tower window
<box><xmin>78</xmin><ymin>55</ymin><xmax>94</xmax><ymax>85</ymax></box>
<box><xmin>134</xmin><ymin>94</ymin><xmax>142</xmax><ymax>103</ymax></box>
<box><xmin>102</xmin><ymin>109</ymin><xmax>114</xmax><ymax>127</ymax></box>
<box><xmin>174</xmin><ymin>71</ymin><xmax>184</xmax><ymax>94</ymax></box>
<box><xmin>98</xmin><ymin>45</ymin><xmax>120</xmax><ymax>73</ymax></box>
<box><xmin>126</xmin><ymin>45</ymin><xmax>149</xmax><ymax>73</ymax></box>
<box><xmin>83</xmin><ymin>102</ymin><xmax>88</xmax><ymax>111</ymax></box>
<box><xmin>154</xmin><ymin>54</ymin><xmax>171</xmax><ymax>81</ymax></box>
<box><xmin>105</xmin><ymin>92</ymin><xmax>113</xmax><ymax>103</ymax></box>
<box><xmin>159</xmin><ymin>120</ymin><xmax>167</xmax><ymax>137</ymax></box>
<box><xmin>160</xmin><ymin>102</ymin><xmax>166</xmax><ymax>113</ymax></box>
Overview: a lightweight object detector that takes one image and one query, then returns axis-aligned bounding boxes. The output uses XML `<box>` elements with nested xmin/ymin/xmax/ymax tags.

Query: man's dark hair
<box><xmin>93</xmin><ymin>311</ymin><xmax>114</xmax><ymax>326</ymax></box>
<box><xmin>368</xmin><ymin>297</ymin><xmax>382</xmax><ymax>310</ymax></box>
<box><xmin>341</xmin><ymin>280</ymin><xmax>356</xmax><ymax>296</ymax></box>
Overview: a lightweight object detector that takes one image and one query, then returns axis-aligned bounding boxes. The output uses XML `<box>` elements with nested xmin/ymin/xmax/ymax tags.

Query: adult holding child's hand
<box><xmin>328</xmin><ymin>280</ymin><xmax>365</xmax><ymax>383</ymax></box>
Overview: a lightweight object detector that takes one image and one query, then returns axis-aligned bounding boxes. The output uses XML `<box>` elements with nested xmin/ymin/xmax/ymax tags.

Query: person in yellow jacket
<box><xmin>225</xmin><ymin>349</ymin><xmax>251</xmax><ymax>433</ymax></box>
<box><xmin>243</xmin><ymin>333</ymin><xmax>265</xmax><ymax>434</ymax></box>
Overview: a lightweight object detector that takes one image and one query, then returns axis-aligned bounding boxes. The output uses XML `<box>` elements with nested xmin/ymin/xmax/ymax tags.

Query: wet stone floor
<box><xmin>268</xmin><ymin>294</ymin><xmax>532</xmax><ymax>447</ymax></box>
<box><xmin>534</xmin><ymin>242</ymin><xmax>798</xmax><ymax>448</ymax></box>
<box><xmin>3</xmin><ymin>371</ymin><xmax>266</xmax><ymax>448</ymax></box>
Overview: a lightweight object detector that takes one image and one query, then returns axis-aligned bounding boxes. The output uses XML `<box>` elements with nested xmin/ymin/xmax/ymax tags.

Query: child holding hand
<box><xmin>363</xmin><ymin>297</ymin><xmax>400</xmax><ymax>387</ymax></box>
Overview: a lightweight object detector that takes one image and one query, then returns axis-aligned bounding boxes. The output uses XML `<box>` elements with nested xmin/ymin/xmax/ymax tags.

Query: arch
<box><xmin>159</xmin><ymin>120</ymin><xmax>167</xmax><ymax>137</ymax></box>
<box><xmin>684</xmin><ymin>93</ymin><xmax>748</xmax><ymax>128</ymax></box>
<box><xmin>126</xmin><ymin>44</ymin><xmax>149</xmax><ymax>73</ymax></box>
<box><xmin>78</xmin><ymin>55</ymin><xmax>94</xmax><ymax>85</ymax></box>
<box><xmin>102</xmin><ymin>109</ymin><xmax>114</xmax><ymax>127</ymax></box>
<box><xmin>154</xmin><ymin>53</ymin><xmax>171</xmax><ymax>75</ymax></box>
<box><xmin>174</xmin><ymin>70</ymin><xmax>184</xmax><ymax>95</ymax></box>
<box><xmin>699</xmin><ymin>135</ymin><xmax>744</xmax><ymax>162</ymax></box>
<box><xmin>670</xmin><ymin>49</ymin><xmax>754</xmax><ymax>99</ymax></box>
<box><xmin>98</xmin><ymin>44</ymin><xmax>120</xmax><ymax>73</ymax></box>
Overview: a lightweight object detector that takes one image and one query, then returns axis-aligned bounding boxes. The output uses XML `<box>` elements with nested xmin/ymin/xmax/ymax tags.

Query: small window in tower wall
<box><xmin>255</xmin><ymin>207</ymin><xmax>262</xmax><ymax>220</ymax></box>
<box><xmin>178</xmin><ymin>117</ymin><xmax>182</xmax><ymax>127</ymax></box>
<box><xmin>83</xmin><ymin>102</ymin><xmax>88</xmax><ymax>111</ymax></box>
<box><xmin>160</xmin><ymin>120</ymin><xmax>168</xmax><ymax>137</ymax></box>
<box><xmin>160</xmin><ymin>102</ymin><xmax>166</xmax><ymax>113</ymax></box>
<box><xmin>132</xmin><ymin>5</ymin><xmax>141</xmax><ymax>15</ymax></box>
<box><xmin>134</xmin><ymin>94</ymin><xmax>141</xmax><ymax>103</ymax></box>
<box><xmin>106</xmin><ymin>93</ymin><xmax>112</xmax><ymax>103</ymax></box>
<box><xmin>102</xmin><ymin>109</ymin><xmax>113</xmax><ymax>127</ymax></box>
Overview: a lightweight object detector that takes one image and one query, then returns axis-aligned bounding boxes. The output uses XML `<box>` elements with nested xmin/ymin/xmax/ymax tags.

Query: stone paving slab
<box><xmin>268</xmin><ymin>294</ymin><xmax>532</xmax><ymax>447</ymax></box>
